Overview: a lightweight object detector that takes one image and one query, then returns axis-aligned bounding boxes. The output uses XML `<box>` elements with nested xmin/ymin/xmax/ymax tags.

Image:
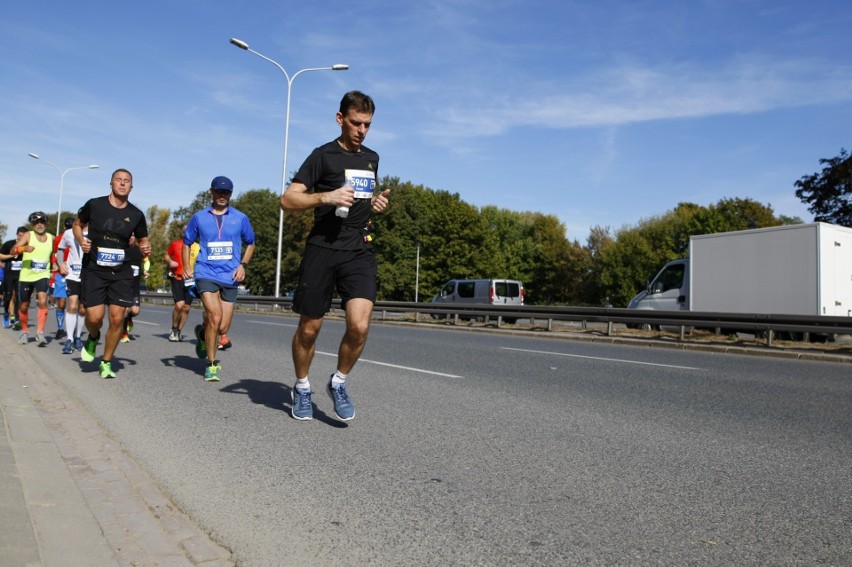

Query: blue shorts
<box><xmin>54</xmin><ymin>274</ymin><xmax>68</xmax><ymax>299</ymax></box>
<box><xmin>196</xmin><ymin>279</ymin><xmax>238</xmax><ymax>303</ymax></box>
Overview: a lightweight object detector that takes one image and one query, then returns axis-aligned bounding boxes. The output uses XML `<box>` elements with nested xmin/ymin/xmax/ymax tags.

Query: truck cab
<box><xmin>627</xmin><ymin>259</ymin><xmax>689</xmax><ymax>311</ymax></box>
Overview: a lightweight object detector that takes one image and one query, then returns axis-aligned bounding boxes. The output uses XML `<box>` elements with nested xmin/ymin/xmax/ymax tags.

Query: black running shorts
<box><xmin>169</xmin><ymin>277</ymin><xmax>195</xmax><ymax>305</ymax></box>
<box><xmin>18</xmin><ymin>279</ymin><xmax>50</xmax><ymax>303</ymax></box>
<box><xmin>81</xmin><ymin>269</ymin><xmax>134</xmax><ymax>308</ymax></box>
<box><xmin>66</xmin><ymin>279</ymin><xmax>82</xmax><ymax>298</ymax></box>
<box><xmin>293</xmin><ymin>245</ymin><xmax>376</xmax><ymax>318</ymax></box>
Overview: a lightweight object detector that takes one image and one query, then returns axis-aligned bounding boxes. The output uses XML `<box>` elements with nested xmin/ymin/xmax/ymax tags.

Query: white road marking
<box><xmin>248</xmin><ymin>320</ymin><xmax>298</xmax><ymax>328</ymax></box>
<box><xmin>247</xmin><ymin>320</ymin><xmax>460</xmax><ymax>377</ymax></box>
<box><xmin>499</xmin><ymin>347</ymin><xmax>703</xmax><ymax>370</ymax></box>
<box><xmin>315</xmin><ymin>351</ymin><xmax>463</xmax><ymax>378</ymax></box>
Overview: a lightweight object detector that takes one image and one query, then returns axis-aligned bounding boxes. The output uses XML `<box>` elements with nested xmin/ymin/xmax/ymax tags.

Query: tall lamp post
<box><xmin>230</xmin><ymin>37</ymin><xmax>348</xmax><ymax>297</ymax></box>
<box><xmin>28</xmin><ymin>153</ymin><xmax>99</xmax><ymax>235</ymax></box>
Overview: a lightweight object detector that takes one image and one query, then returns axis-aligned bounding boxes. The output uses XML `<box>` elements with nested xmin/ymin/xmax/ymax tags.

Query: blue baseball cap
<box><xmin>210</xmin><ymin>176</ymin><xmax>233</xmax><ymax>192</ymax></box>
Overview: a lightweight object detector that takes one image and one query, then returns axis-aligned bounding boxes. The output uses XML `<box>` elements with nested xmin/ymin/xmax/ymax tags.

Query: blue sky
<box><xmin>1</xmin><ymin>1</ymin><xmax>850</xmax><ymax>243</ymax></box>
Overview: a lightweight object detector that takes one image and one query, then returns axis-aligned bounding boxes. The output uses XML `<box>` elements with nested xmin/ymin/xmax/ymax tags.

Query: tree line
<box><xmin>3</xmin><ymin>148</ymin><xmax>848</xmax><ymax>307</ymax></box>
<box><xmin>141</xmin><ymin>182</ymin><xmax>796</xmax><ymax>308</ymax></box>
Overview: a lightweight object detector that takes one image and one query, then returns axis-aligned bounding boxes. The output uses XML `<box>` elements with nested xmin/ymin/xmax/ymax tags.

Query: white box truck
<box><xmin>627</xmin><ymin>222</ymin><xmax>852</xmax><ymax>317</ymax></box>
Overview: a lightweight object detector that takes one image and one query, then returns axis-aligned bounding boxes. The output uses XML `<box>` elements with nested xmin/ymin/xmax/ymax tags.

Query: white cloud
<box><xmin>427</xmin><ymin>57</ymin><xmax>852</xmax><ymax>140</ymax></box>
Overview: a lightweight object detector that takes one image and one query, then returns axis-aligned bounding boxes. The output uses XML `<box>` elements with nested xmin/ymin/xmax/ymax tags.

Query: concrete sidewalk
<box><xmin>0</xmin><ymin>329</ymin><xmax>234</xmax><ymax>567</ymax></box>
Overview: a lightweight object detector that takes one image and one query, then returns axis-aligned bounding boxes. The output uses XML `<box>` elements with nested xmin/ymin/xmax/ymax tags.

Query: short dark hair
<box><xmin>111</xmin><ymin>168</ymin><xmax>133</xmax><ymax>182</ymax></box>
<box><xmin>339</xmin><ymin>90</ymin><xmax>375</xmax><ymax>117</ymax></box>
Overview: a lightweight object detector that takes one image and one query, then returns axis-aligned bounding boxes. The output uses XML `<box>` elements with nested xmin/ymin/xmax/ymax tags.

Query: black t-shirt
<box><xmin>0</xmin><ymin>239</ymin><xmax>22</xmax><ymax>277</ymax></box>
<box><xmin>294</xmin><ymin>139</ymin><xmax>380</xmax><ymax>250</ymax></box>
<box><xmin>77</xmin><ymin>195</ymin><xmax>148</xmax><ymax>275</ymax></box>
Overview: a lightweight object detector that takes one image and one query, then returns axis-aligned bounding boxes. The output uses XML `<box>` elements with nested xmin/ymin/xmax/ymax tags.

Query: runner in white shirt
<box><xmin>56</xmin><ymin>220</ymin><xmax>87</xmax><ymax>354</ymax></box>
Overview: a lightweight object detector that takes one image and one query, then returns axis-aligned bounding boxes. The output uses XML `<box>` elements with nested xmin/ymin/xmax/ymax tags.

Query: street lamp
<box><xmin>230</xmin><ymin>37</ymin><xmax>349</xmax><ymax>297</ymax></box>
<box><xmin>28</xmin><ymin>153</ymin><xmax>99</xmax><ymax>235</ymax></box>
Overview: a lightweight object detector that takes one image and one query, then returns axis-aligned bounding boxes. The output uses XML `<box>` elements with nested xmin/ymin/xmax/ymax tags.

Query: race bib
<box><xmin>346</xmin><ymin>169</ymin><xmax>376</xmax><ymax>199</ymax></box>
<box><xmin>131</xmin><ymin>264</ymin><xmax>141</xmax><ymax>277</ymax></box>
<box><xmin>11</xmin><ymin>260</ymin><xmax>22</xmax><ymax>271</ymax></box>
<box><xmin>207</xmin><ymin>241</ymin><xmax>234</xmax><ymax>261</ymax></box>
<box><xmin>30</xmin><ymin>260</ymin><xmax>49</xmax><ymax>272</ymax></box>
<box><xmin>183</xmin><ymin>277</ymin><xmax>195</xmax><ymax>287</ymax></box>
<box><xmin>96</xmin><ymin>247</ymin><xmax>125</xmax><ymax>267</ymax></box>
<box><xmin>70</xmin><ymin>263</ymin><xmax>83</xmax><ymax>277</ymax></box>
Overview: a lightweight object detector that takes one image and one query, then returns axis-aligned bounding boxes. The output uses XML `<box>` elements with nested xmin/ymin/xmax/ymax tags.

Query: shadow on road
<box><xmin>219</xmin><ymin>379</ymin><xmax>347</xmax><ymax>428</ymax></box>
<box><xmin>160</xmin><ymin>354</ymin><xmax>207</xmax><ymax>373</ymax></box>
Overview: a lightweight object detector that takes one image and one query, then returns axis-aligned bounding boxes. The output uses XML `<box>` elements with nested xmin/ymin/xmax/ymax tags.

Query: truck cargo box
<box><xmin>689</xmin><ymin>223</ymin><xmax>852</xmax><ymax>316</ymax></box>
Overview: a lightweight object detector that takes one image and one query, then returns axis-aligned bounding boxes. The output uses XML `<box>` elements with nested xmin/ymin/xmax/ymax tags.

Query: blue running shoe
<box><xmin>327</xmin><ymin>378</ymin><xmax>355</xmax><ymax>421</ymax></box>
<box><xmin>62</xmin><ymin>339</ymin><xmax>74</xmax><ymax>354</ymax></box>
<box><xmin>291</xmin><ymin>385</ymin><xmax>313</xmax><ymax>421</ymax></box>
<box><xmin>74</xmin><ymin>337</ymin><xmax>84</xmax><ymax>352</ymax></box>
<box><xmin>2</xmin><ymin>313</ymin><xmax>9</xmax><ymax>328</ymax></box>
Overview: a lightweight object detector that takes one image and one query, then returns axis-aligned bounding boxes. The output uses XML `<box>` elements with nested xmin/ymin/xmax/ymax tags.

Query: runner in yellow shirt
<box><xmin>14</xmin><ymin>212</ymin><xmax>54</xmax><ymax>345</ymax></box>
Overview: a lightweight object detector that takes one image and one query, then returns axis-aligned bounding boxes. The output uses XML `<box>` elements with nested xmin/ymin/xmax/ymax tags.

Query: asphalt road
<box><xmin>32</xmin><ymin>305</ymin><xmax>852</xmax><ymax>566</ymax></box>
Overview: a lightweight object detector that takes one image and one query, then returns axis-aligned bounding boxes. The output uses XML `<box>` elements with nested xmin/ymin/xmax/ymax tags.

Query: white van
<box><xmin>431</xmin><ymin>279</ymin><xmax>524</xmax><ymax>322</ymax></box>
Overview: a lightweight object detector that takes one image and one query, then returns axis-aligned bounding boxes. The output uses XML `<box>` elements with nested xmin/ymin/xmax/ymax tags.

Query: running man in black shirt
<box><xmin>281</xmin><ymin>91</ymin><xmax>391</xmax><ymax>422</ymax></box>
<box><xmin>0</xmin><ymin>226</ymin><xmax>27</xmax><ymax>329</ymax></box>
<box><xmin>74</xmin><ymin>168</ymin><xmax>151</xmax><ymax>379</ymax></box>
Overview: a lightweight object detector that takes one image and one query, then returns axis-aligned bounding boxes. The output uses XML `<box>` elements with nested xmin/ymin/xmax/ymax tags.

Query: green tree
<box><xmin>794</xmin><ymin>148</ymin><xmax>852</xmax><ymax>227</ymax></box>
<box><xmin>145</xmin><ymin>205</ymin><xmax>171</xmax><ymax>291</ymax></box>
<box><xmin>480</xmin><ymin>207</ymin><xmax>537</xmax><ymax>281</ymax></box>
<box><xmin>583</xmin><ymin>225</ymin><xmax>615</xmax><ymax>305</ymax></box>
<box><xmin>231</xmin><ymin>189</ymin><xmax>280</xmax><ymax>296</ymax></box>
<box><xmin>528</xmin><ymin>214</ymin><xmax>586</xmax><ymax>304</ymax></box>
<box><xmin>417</xmin><ymin>188</ymin><xmax>492</xmax><ymax>299</ymax></box>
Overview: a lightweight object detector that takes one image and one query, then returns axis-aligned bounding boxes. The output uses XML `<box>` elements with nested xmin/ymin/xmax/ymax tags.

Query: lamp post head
<box><xmin>88</xmin><ymin>165</ymin><xmax>99</xmax><ymax>169</ymax></box>
<box><xmin>28</xmin><ymin>153</ymin><xmax>39</xmax><ymax>159</ymax></box>
<box><xmin>332</xmin><ymin>64</ymin><xmax>349</xmax><ymax>71</ymax></box>
<box><xmin>230</xmin><ymin>38</ymin><xmax>249</xmax><ymax>50</ymax></box>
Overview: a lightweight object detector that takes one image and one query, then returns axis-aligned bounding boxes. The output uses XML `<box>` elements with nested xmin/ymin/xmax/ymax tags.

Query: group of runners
<box><xmin>2</xmin><ymin>90</ymin><xmax>388</xmax><ymax>422</ymax></box>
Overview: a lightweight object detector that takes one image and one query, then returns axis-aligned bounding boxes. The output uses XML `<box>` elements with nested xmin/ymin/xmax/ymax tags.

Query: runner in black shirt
<box><xmin>74</xmin><ymin>168</ymin><xmax>151</xmax><ymax>379</ymax></box>
<box><xmin>281</xmin><ymin>91</ymin><xmax>391</xmax><ymax>422</ymax></box>
<box><xmin>0</xmin><ymin>226</ymin><xmax>27</xmax><ymax>329</ymax></box>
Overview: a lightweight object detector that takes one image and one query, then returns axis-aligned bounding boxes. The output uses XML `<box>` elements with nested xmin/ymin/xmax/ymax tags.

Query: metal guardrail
<box><xmin>142</xmin><ymin>292</ymin><xmax>852</xmax><ymax>346</ymax></box>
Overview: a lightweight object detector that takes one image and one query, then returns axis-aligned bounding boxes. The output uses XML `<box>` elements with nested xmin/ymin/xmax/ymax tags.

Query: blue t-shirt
<box><xmin>184</xmin><ymin>206</ymin><xmax>255</xmax><ymax>286</ymax></box>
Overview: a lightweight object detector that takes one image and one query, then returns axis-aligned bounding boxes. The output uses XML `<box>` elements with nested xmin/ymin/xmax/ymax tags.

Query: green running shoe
<box><xmin>81</xmin><ymin>334</ymin><xmax>99</xmax><ymax>362</ymax></box>
<box><xmin>99</xmin><ymin>360</ymin><xmax>116</xmax><ymax>379</ymax></box>
<box><xmin>195</xmin><ymin>338</ymin><xmax>207</xmax><ymax>360</ymax></box>
<box><xmin>204</xmin><ymin>361</ymin><xmax>221</xmax><ymax>382</ymax></box>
